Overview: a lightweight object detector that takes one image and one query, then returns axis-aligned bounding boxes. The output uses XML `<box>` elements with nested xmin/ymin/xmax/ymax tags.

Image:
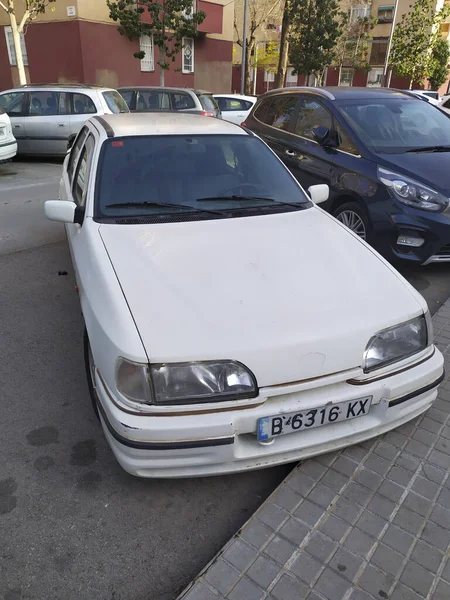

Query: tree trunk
<box><xmin>244</xmin><ymin>38</ymin><xmax>255</xmax><ymax>94</ymax></box>
<box><xmin>9</xmin><ymin>12</ymin><xmax>27</xmax><ymax>85</ymax></box>
<box><xmin>304</xmin><ymin>73</ymin><xmax>308</xmax><ymax>85</ymax></box>
<box><xmin>275</xmin><ymin>3</ymin><xmax>290</xmax><ymax>88</ymax></box>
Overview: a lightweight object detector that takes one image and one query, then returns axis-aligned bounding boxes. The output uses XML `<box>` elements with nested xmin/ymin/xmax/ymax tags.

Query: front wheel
<box><xmin>333</xmin><ymin>202</ymin><xmax>370</xmax><ymax>241</ymax></box>
<box><xmin>83</xmin><ymin>328</ymin><xmax>100</xmax><ymax>420</ymax></box>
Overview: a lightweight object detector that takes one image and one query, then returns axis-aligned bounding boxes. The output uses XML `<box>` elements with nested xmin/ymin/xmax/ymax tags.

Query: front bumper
<box><xmin>95</xmin><ymin>348</ymin><xmax>444</xmax><ymax>478</ymax></box>
<box><xmin>370</xmin><ymin>199</ymin><xmax>450</xmax><ymax>265</ymax></box>
<box><xmin>0</xmin><ymin>139</ymin><xmax>17</xmax><ymax>162</ymax></box>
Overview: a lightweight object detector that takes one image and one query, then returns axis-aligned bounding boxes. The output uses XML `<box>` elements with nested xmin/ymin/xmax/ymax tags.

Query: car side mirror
<box><xmin>312</xmin><ymin>125</ymin><xmax>339</xmax><ymax>148</ymax></box>
<box><xmin>45</xmin><ymin>200</ymin><xmax>84</xmax><ymax>224</ymax></box>
<box><xmin>308</xmin><ymin>184</ymin><xmax>329</xmax><ymax>205</ymax></box>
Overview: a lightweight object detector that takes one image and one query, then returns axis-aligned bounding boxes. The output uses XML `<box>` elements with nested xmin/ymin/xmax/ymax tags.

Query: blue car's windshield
<box><xmin>336</xmin><ymin>97</ymin><xmax>450</xmax><ymax>154</ymax></box>
<box><xmin>95</xmin><ymin>134</ymin><xmax>311</xmax><ymax>221</ymax></box>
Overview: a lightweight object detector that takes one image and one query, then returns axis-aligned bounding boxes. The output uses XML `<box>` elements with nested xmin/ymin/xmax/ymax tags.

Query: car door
<box><xmin>68</xmin><ymin>92</ymin><xmax>97</xmax><ymax>137</ymax></box>
<box><xmin>250</xmin><ymin>94</ymin><xmax>301</xmax><ymax>163</ymax></box>
<box><xmin>64</xmin><ymin>130</ymin><xmax>96</xmax><ymax>283</ymax></box>
<box><xmin>281</xmin><ymin>96</ymin><xmax>336</xmax><ymax>193</ymax></box>
<box><xmin>216</xmin><ymin>97</ymin><xmax>250</xmax><ymax>124</ymax></box>
<box><xmin>26</xmin><ymin>90</ymin><xmax>70</xmax><ymax>156</ymax></box>
<box><xmin>0</xmin><ymin>91</ymin><xmax>29</xmax><ymax>153</ymax></box>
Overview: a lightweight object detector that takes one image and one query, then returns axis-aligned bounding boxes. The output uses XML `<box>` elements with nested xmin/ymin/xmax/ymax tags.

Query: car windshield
<box><xmin>336</xmin><ymin>97</ymin><xmax>450</xmax><ymax>153</ymax></box>
<box><xmin>102</xmin><ymin>91</ymin><xmax>129</xmax><ymax>113</ymax></box>
<box><xmin>95</xmin><ymin>134</ymin><xmax>310</xmax><ymax>220</ymax></box>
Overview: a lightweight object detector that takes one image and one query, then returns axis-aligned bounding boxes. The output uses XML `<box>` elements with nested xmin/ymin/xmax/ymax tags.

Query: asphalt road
<box><xmin>1</xmin><ymin>161</ymin><xmax>449</xmax><ymax>600</ymax></box>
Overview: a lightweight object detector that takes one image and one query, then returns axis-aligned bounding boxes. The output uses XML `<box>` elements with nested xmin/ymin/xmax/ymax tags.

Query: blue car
<box><xmin>244</xmin><ymin>87</ymin><xmax>450</xmax><ymax>265</ymax></box>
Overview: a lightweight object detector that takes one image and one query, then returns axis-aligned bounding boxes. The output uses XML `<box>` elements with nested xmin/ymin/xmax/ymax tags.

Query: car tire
<box><xmin>83</xmin><ymin>328</ymin><xmax>100</xmax><ymax>420</ymax></box>
<box><xmin>333</xmin><ymin>201</ymin><xmax>370</xmax><ymax>241</ymax></box>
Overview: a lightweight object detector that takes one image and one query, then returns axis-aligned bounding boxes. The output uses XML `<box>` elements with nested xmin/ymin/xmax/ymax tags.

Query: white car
<box><xmin>439</xmin><ymin>94</ymin><xmax>450</xmax><ymax>115</ymax></box>
<box><xmin>213</xmin><ymin>94</ymin><xmax>256</xmax><ymax>124</ymax></box>
<box><xmin>0</xmin><ymin>107</ymin><xmax>17</xmax><ymax>162</ymax></box>
<box><xmin>407</xmin><ymin>90</ymin><xmax>440</xmax><ymax>106</ymax></box>
<box><xmin>45</xmin><ymin>113</ymin><xmax>444</xmax><ymax>478</ymax></box>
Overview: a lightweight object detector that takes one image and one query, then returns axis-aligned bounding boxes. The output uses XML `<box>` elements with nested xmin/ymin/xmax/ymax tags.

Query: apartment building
<box><xmin>0</xmin><ymin>0</ymin><xmax>233</xmax><ymax>92</ymax></box>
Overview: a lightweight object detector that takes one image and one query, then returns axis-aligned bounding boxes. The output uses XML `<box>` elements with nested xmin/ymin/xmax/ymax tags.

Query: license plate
<box><xmin>257</xmin><ymin>396</ymin><xmax>372</xmax><ymax>441</ymax></box>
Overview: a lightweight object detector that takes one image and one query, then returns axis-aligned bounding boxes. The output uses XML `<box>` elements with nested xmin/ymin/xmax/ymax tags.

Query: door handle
<box><xmin>57</xmin><ymin>123</ymin><xmax>65</xmax><ymax>127</ymax></box>
<box><xmin>285</xmin><ymin>149</ymin><xmax>295</xmax><ymax>157</ymax></box>
<box><xmin>14</xmin><ymin>124</ymin><xmax>21</xmax><ymax>128</ymax></box>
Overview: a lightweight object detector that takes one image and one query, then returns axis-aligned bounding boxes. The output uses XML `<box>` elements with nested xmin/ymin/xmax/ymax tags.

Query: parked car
<box><xmin>0</xmin><ymin>84</ymin><xmax>129</xmax><ymax>157</ymax></box>
<box><xmin>439</xmin><ymin>94</ymin><xmax>450</xmax><ymax>115</ymax></box>
<box><xmin>118</xmin><ymin>86</ymin><xmax>221</xmax><ymax>118</ymax></box>
<box><xmin>0</xmin><ymin>106</ymin><xmax>17</xmax><ymax>163</ymax></box>
<box><xmin>244</xmin><ymin>87</ymin><xmax>450</xmax><ymax>265</ymax></box>
<box><xmin>406</xmin><ymin>90</ymin><xmax>440</xmax><ymax>106</ymax></box>
<box><xmin>44</xmin><ymin>112</ymin><xmax>443</xmax><ymax>478</ymax></box>
<box><xmin>213</xmin><ymin>94</ymin><xmax>257</xmax><ymax>124</ymax></box>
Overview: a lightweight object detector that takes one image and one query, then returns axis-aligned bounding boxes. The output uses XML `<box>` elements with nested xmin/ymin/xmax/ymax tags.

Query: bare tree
<box><xmin>0</xmin><ymin>0</ymin><xmax>57</xmax><ymax>85</ymax></box>
<box><xmin>275</xmin><ymin>1</ymin><xmax>290</xmax><ymax>88</ymax></box>
<box><xmin>234</xmin><ymin>0</ymin><xmax>282</xmax><ymax>93</ymax></box>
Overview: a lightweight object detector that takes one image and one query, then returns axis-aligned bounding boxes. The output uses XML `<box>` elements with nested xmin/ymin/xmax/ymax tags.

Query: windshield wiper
<box><xmin>197</xmin><ymin>195</ymin><xmax>275</xmax><ymax>202</ymax></box>
<box><xmin>104</xmin><ymin>201</ymin><xmax>222</xmax><ymax>216</ymax></box>
<box><xmin>196</xmin><ymin>195</ymin><xmax>306</xmax><ymax>210</ymax></box>
<box><xmin>405</xmin><ymin>145</ymin><xmax>450</xmax><ymax>153</ymax></box>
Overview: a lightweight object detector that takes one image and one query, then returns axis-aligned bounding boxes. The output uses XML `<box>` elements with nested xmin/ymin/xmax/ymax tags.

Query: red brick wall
<box><xmin>0</xmin><ymin>30</ymin><xmax>13</xmax><ymax>91</ymax></box>
<box><xmin>198</xmin><ymin>1</ymin><xmax>223</xmax><ymax>34</ymax></box>
<box><xmin>26</xmin><ymin>21</ymin><xmax>84</xmax><ymax>84</ymax></box>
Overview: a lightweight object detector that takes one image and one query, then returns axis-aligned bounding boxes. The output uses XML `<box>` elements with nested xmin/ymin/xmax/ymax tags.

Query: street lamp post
<box><xmin>240</xmin><ymin>0</ymin><xmax>249</xmax><ymax>94</ymax></box>
<box><xmin>383</xmin><ymin>0</ymin><xmax>399</xmax><ymax>87</ymax></box>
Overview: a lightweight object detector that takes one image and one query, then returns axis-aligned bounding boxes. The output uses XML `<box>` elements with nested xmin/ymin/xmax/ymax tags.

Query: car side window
<box><xmin>68</xmin><ymin>127</ymin><xmax>89</xmax><ymax>181</ymax></box>
<box><xmin>72</xmin><ymin>135</ymin><xmax>94</xmax><ymax>207</ymax></box>
<box><xmin>137</xmin><ymin>90</ymin><xmax>170</xmax><ymax>111</ymax></box>
<box><xmin>295</xmin><ymin>99</ymin><xmax>333</xmax><ymax>140</ymax></box>
<box><xmin>71</xmin><ymin>93</ymin><xmax>97</xmax><ymax>115</ymax></box>
<box><xmin>443</xmin><ymin>98</ymin><xmax>450</xmax><ymax>109</ymax></box>
<box><xmin>266</xmin><ymin>95</ymin><xmax>298</xmax><ymax>131</ymax></box>
<box><xmin>218</xmin><ymin>97</ymin><xmax>251</xmax><ymax>111</ymax></box>
<box><xmin>0</xmin><ymin>92</ymin><xmax>27</xmax><ymax>116</ymax></box>
<box><xmin>171</xmin><ymin>92</ymin><xmax>196</xmax><ymax>110</ymax></box>
<box><xmin>29</xmin><ymin>91</ymin><xmax>59</xmax><ymax>116</ymax></box>
<box><xmin>335</xmin><ymin>123</ymin><xmax>359</xmax><ymax>155</ymax></box>
<box><xmin>119</xmin><ymin>90</ymin><xmax>134</xmax><ymax>108</ymax></box>
<box><xmin>253</xmin><ymin>98</ymin><xmax>273</xmax><ymax>123</ymax></box>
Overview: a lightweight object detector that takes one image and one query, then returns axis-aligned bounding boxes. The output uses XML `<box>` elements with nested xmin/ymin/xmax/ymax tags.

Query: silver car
<box><xmin>0</xmin><ymin>84</ymin><xmax>129</xmax><ymax>156</ymax></box>
<box><xmin>118</xmin><ymin>86</ymin><xmax>221</xmax><ymax>118</ymax></box>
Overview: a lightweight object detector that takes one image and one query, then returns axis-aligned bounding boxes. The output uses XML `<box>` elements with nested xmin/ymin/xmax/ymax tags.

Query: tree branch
<box><xmin>0</xmin><ymin>1</ymin><xmax>8</xmax><ymax>13</ymax></box>
<box><xmin>18</xmin><ymin>8</ymin><xmax>31</xmax><ymax>32</ymax></box>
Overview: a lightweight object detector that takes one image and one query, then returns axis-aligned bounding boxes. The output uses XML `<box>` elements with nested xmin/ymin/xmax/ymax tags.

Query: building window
<box><xmin>4</xmin><ymin>26</ymin><xmax>28</xmax><ymax>66</ymax></box>
<box><xmin>286</xmin><ymin>67</ymin><xmax>297</xmax><ymax>87</ymax></box>
<box><xmin>182</xmin><ymin>38</ymin><xmax>194</xmax><ymax>73</ymax></box>
<box><xmin>264</xmin><ymin>70</ymin><xmax>275</xmax><ymax>82</ymax></box>
<box><xmin>370</xmin><ymin>39</ymin><xmax>388</xmax><ymax>65</ymax></box>
<box><xmin>266</xmin><ymin>23</ymin><xmax>277</xmax><ymax>30</ymax></box>
<box><xmin>377</xmin><ymin>5</ymin><xmax>394</xmax><ymax>22</ymax></box>
<box><xmin>339</xmin><ymin>67</ymin><xmax>354</xmax><ymax>86</ymax></box>
<box><xmin>367</xmin><ymin>67</ymin><xmax>384</xmax><ymax>87</ymax></box>
<box><xmin>349</xmin><ymin>5</ymin><xmax>370</xmax><ymax>22</ymax></box>
<box><xmin>140</xmin><ymin>34</ymin><xmax>154</xmax><ymax>72</ymax></box>
<box><xmin>183</xmin><ymin>0</ymin><xmax>194</xmax><ymax>20</ymax></box>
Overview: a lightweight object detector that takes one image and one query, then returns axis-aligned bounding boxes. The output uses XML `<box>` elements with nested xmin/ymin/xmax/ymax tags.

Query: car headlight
<box><xmin>116</xmin><ymin>358</ymin><xmax>258</xmax><ymax>406</ymax></box>
<box><xmin>363</xmin><ymin>315</ymin><xmax>430</xmax><ymax>373</ymax></box>
<box><xmin>378</xmin><ymin>166</ymin><xmax>448</xmax><ymax>212</ymax></box>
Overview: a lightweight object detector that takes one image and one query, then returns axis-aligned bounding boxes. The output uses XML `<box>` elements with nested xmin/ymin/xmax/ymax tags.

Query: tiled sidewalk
<box><xmin>178</xmin><ymin>301</ymin><xmax>450</xmax><ymax>600</ymax></box>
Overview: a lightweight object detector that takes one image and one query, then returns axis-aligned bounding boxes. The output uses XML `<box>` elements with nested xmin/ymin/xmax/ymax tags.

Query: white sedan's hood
<box><xmin>99</xmin><ymin>209</ymin><xmax>424</xmax><ymax>387</ymax></box>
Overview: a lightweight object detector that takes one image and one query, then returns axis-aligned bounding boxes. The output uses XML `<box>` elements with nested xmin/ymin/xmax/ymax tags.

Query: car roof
<box><xmin>92</xmin><ymin>112</ymin><xmax>248</xmax><ymax>138</ymax></box>
<box><xmin>2</xmin><ymin>84</ymin><xmax>113</xmax><ymax>92</ymax></box>
<box><xmin>213</xmin><ymin>94</ymin><xmax>257</xmax><ymax>101</ymax></box>
<box><xmin>117</xmin><ymin>86</ymin><xmax>212</xmax><ymax>95</ymax></box>
<box><xmin>262</xmin><ymin>86</ymin><xmax>420</xmax><ymax>101</ymax></box>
